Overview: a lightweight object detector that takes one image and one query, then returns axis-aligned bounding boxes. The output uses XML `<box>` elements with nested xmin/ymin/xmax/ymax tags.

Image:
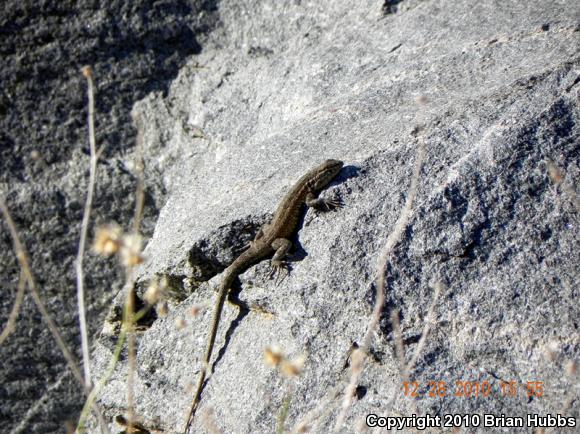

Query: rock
<box><xmin>93</xmin><ymin>1</ymin><xmax>579</xmax><ymax>433</ymax></box>
<box><xmin>0</xmin><ymin>1</ymin><xmax>217</xmax><ymax>433</ymax></box>
<box><xmin>2</xmin><ymin>0</ymin><xmax>578</xmax><ymax>433</ymax></box>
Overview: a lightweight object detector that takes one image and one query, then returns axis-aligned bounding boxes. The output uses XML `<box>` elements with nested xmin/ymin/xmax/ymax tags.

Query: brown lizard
<box><xmin>183</xmin><ymin>159</ymin><xmax>344</xmax><ymax>432</ymax></box>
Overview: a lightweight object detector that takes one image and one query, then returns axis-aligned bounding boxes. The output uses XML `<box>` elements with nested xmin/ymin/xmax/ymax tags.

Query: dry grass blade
<box><xmin>0</xmin><ymin>269</ymin><xmax>26</xmax><ymax>345</ymax></box>
<box><xmin>0</xmin><ymin>197</ymin><xmax>110</xmax><ymax>434</ymax></box>
<box><xmin>406</xmin><ymin>282</ymin><xmax>443</xmax><ymax>373</ymax></box>
<box><xmin>131</xmin><ymin>112</ymin><xmax>146</xmax><ymax>234</ymax></box>
<box><xmin>276</xmin><ymin>393</ymin><xmax>293</xmax><ymax>434</ymax></box>
<box><xmin>123</xmin><ymin>111</ymin><xmax>147</xmax><ymax>432</ymax></box>
<box><xmin>76</xmin><ymin>65</ymin><xmax>99</xmax><ymax>387</ymax></box>
<box><xmin>77</xmin><ymin>111</ymin><xmax>147</xmax><ymax>433</ymax></box>
<box><xmin>76</xmin><ymin>304</ymin><xmax>152</xmax><ymax>433</ymax></box>
<box><xmin>125</xmin><ymin>283</ymin><xmax>137</xmax><ymax>432</ymax></box>
<box><xmin>391</xmin><ymin>309</ymin><xmax>408</xmax><ymax>381</ymax></box>
<box><xmin>333</xmin><ymin>136</ymin><xmax>425</xmax><ymax>432</ymax></box>
<box><xmin>76</xmin><ymin>328</ymin><xmax>127</xmax><ymax>433</ymax></box>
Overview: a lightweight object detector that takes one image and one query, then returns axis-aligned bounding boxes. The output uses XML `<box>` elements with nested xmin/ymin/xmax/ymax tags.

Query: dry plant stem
<box><xmin>123</xmin><ymin>114</ymin><xmax>147</xmax><ymax>433</ymax></box>
<box><xmin>276</xmin><ymin>382</ymin><xmax>294</xmax><ymax>434</ymax></box>
<box><xmin>76</xmin><ymin>66</ymin><xmax>98</xmax><ymax>386</ymax></box>
<box><xmin>406</xmin><ymin>282</ymin><xmax>442</xmax><ymax>373</ymax></box>
<box><xmin>276</xmin><ymin>395</ymin><xmax>292</xmax><ymax>434</ymax></box>
<box><xmin>76</xmin><ymin>304</ymin><xmax>152</xmax><ymax>433</ymax></box>
<box><xmin>76</xmin><ymin>328</ymin><xmax>126</xmax><ymax>433</ymax></box>
<box><xmin>391</xmin><ymin>310</ymin><xmax>408</xmax><ymax>381</ymax></box>
<box><xmin>292</xmin><ymin>381</ymin><xmax>344</xmax><ymax>433</ymax></box>
<box><xmin>390</xmin><ymin>311</ymin><xmax>419</xmax><ymax>417</ymax></box>
<box><xmin>0</xmin><ymin>197</ymin><xmax>110</xmax><ymax>434</ymax></box>
<box><xmin>131</xmin><ymin>114</ymin><xmax>146</xmax><ymax>233</ymax></box>
<box><xmin>333</xmin><ymin>139</ymin><xmax>425</xmax><ymax>432</ymax></box>
<box><xmin>0</xmin><ymin>269</ymin><xmax>26</xmax><ymax>344</ymax></box>
<box><xmin>124</xmin><ymin>280</ymin><xmax>137</xmax><ymax>433</ymax></box>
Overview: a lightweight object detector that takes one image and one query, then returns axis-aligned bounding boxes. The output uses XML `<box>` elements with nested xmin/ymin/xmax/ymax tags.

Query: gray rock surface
<box><xmin>2</xmin><ymin>0</ymin><xmax>578</xmax><ymax>433</ymax></box>
<box><xmin>92</xmin><ymin>0</ymin><xmax>579</xmax><ymax>433</ymax></box>
<box><xmin>0</xmin><ymin>1</ymin><xmax>218</xmax><ymax>433</ymax></box>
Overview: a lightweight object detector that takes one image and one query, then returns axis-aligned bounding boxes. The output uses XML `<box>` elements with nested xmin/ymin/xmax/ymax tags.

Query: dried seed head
<box><xmin>120</xmin><ymin>233</ymin><xmax>144</xmax><ymax>267</ymax></box>
<box><xmin>81</xmin><ymin>66</ymin><xmax>93</xmax><ymax>78</ymax></box>
<box><xmin>415</xmin><ymin>95</ymin><xmax>428</xmax><ymax>105</ymax></box>
<box><xmin>264</xmin><ymin>346</ymin><xmax>284</xmax><ymax>368</ymax></box>
<box><xmin>280</xmin><ymin>354</ymin><xmax>306</xmax><ymax>377</ymax></box>
<box><xmin>543</xmin><ymin>341</ymin><xmax>559</xmax><ymax>362</ymax></box>
<box><xmin>143</xmin><ymin>277</ymin><xmax>169</xmax><ymax>306</ymax></box>
<box><xmin>157</xmin><ymin>301</ymin><xmax>168</xmax><ymax>317</ymax></box>
<box><xmin>144</xmin><ymin>281</ymin><xmax>161</xmax><ymax>305</ymax></box>
<box><xmin>93</xmin><ymin>224</ymin><xmax>122</xmax><ymax>256</ymax></box>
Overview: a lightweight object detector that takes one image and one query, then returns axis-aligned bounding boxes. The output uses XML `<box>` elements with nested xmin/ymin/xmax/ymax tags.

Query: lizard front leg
<box><xmin>305</xmin><ymin>191</ymin><xmax>342</xmax><ymax>211</ymax></box>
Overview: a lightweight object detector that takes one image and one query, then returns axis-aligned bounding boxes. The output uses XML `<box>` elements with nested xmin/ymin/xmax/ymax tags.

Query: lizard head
<box><xmin>312</xmin><ymin>159</ymin><xmax>343</xmax><ymax>189</ymax></box>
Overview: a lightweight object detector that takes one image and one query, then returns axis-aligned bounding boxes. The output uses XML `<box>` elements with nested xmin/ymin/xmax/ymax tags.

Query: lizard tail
<box><xmin>183</xmin><ymin>282</ymin><xmax>228</xmax><ymax>432</ymax></box>
<box><xmin>183</xmin><ymin>364</ymin><xmax>206</xmax><ymax>432</ymax></box>
<box><xmin>183</xmin><ymin>274</ymin><xmax>231</xmax><ymax>433</ymax></box>
<box><xmin>184</xmin><ymin>248</ymin><xmax>260</xmax><ymax>432</ymax></box>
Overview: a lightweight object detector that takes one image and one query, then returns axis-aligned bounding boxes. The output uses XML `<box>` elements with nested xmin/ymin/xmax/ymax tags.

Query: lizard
<box><xmin>183</xmin><ymin>159</ymin><xmax>344</xmax><ymax>433</ymax></box>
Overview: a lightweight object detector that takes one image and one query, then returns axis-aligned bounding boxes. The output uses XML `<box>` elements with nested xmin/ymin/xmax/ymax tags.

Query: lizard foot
<box><xmin>269</xmin><ymin>260</ymin><xmax>291</xmax><ymax>285</ymax></box>
<box><xmin>314</xmin><ymin>193</ymin><xmax>343</xmax><ymax>214</ymax></box>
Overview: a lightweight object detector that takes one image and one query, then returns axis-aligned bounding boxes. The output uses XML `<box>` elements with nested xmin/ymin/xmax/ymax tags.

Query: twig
<box><xmin>124</xmin><ymin>111</ymin><xmax>147</xmax><ymax>432</ymax></box>
<box><xmin>275</xmin><ymin>376</ymin><xmax>298</xmax><ymax>434</ymax></box>
<box><xmin>0</xmin><ymin>197</ymin><xmax>110</xmax><ymax>434</ymax></box>
<box><xmin>78</xmin><ymin>112</ymin><xmax>147</xmax><ymax>432</ymax></box>
<box><xmin>276</xmin><ymin>391</ymin><xmax>292</xmax><ymax>434</ymax></box>
<box><xmin>124</xmin><ymin>283</ymin><xmax>137</xmax><ymax>432</ymax></box>
<box><xmin>131</xmin><ymin>113</ymin><xmax>146</xmax><ymax>234</ymax></box>
<box><xmin>333</xmin><ymin>136</ymin><xmax>425</xmax><ymax>431</ymax></box>
<box><xmin>0</xmin><ymin>269</ymin><xmax>26</xmax><ymax>345</ymax></box>
<box><xmin>77</xmin><ymin>328</ymin><xmax>127</xmax><ymax>433</ymax></box>
<box><xmin>406</xmin><ymin>282</ymin><xmax>442</xmax><ymax>373</ymax></box>
<box><xmin>76</xmin><ymin>66</ymin><xmax>98</xmax><ymax>387</ymax></box>
<box><xmin>391</xmin><ymin>309</ymin><xmax>408</xmax><ymax>381</ymax></box>
<box><xmin>76</xmin><ymin>304</ymin><xmax>152</xmax><ymax>433</ymax></box>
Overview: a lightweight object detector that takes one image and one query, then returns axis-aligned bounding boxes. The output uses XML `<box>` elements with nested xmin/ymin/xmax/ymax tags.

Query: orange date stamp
<box><xmin>402</xmin><ymin>380</ymin><xmax>544</xmax><ymax>399</ymax></box>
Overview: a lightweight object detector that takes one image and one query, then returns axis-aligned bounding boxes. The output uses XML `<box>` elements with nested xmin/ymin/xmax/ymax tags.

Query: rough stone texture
<box><xmin>2</xmin><ymin>0</ymin><xmax>578</xmax><ymax>433</ymax></box>
<box><xmin>91</xmin><ymin>0</ymin><xmax>579</xmax><ymax>433</ymax></box>
<box><xmin>0</xmin><ymin>1</ymin><xmax>218</xmax><ymax>433</ymax></box>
